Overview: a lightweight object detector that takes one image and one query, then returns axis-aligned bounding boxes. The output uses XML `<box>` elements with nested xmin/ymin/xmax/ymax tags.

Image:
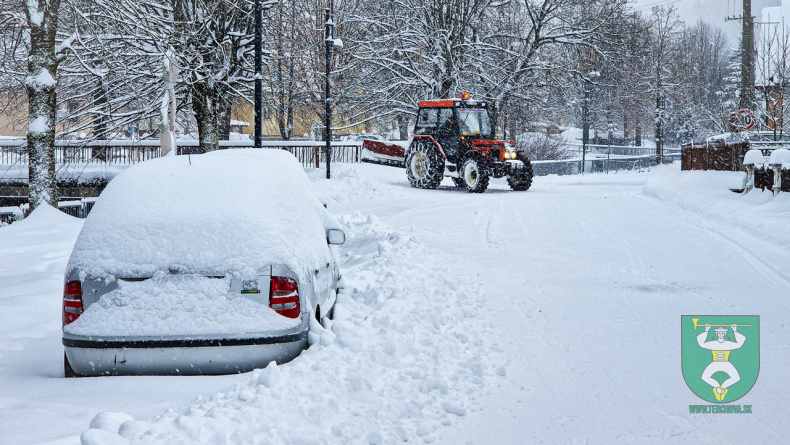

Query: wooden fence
<box><xmin>680</xmin><ymin>140</ymin><xmax>790</xmax><ymax>171</ymax></box>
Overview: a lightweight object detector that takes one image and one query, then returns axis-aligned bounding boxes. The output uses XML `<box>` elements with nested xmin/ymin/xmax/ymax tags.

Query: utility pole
<box><xmin>324</xmin><ymin>2</ymin><xmax>334</xmax><ymax>179</ymax></box>
<box><xmin>728</xmin><ymin>0</ymin><xmax>755</xmax><ymax>111</ymax></box>
<box><xmin>254</xmin><ymin>0</ymin><xmax>263</xmax><ymax>148</ymax></box>
<box><xmin>581</xmin><ymin>71</ymin><xmax>598</xmax><ymax>173</ymax></box>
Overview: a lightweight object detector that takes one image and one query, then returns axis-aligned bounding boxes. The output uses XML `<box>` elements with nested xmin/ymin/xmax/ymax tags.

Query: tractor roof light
<box><xmin>461</xmin><ymin>93</ymin><xmax>471</xmax><ymax>99</ymax></box>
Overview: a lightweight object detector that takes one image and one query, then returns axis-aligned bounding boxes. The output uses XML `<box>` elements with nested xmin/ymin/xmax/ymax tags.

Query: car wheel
<box><xmin>461</xmin><ymin>157</ymin><xmax>490</xmax><ymax>193</ymax></box>
<box><xmin>507</xmin><ymin>154</ymin><xmax>534</xmax><ymax>191</ymax></box>
<box><xmin>64</xmin><ymin>352</ymin><xmax>80</xmax><ymax>378</ymax></box>
<box><xmin>406</xmin><ymin>140</ymin><xmax>444</xmax><ymax>189</ymax></box>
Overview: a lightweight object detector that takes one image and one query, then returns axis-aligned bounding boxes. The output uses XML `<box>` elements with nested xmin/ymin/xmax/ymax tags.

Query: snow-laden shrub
<box><xmin>516</xmin><ymin>132</ymin><xmax>571</xmax><ymax>161</ymax></box>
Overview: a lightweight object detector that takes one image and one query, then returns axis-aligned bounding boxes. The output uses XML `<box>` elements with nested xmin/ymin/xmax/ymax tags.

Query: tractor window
<box><xmin>415</xmin><ymin>108</ymin><xmax>438</xmax><ymax>134</ymax></box>
<box><xmin>437</xmin><ymin>108</ymin><xmax>453</xmax><ymax>128</ymax></box>
<box><xmin>457</xmin><ymin>108</ymin><xmax>492</xmax><ymax>136</ymax></box>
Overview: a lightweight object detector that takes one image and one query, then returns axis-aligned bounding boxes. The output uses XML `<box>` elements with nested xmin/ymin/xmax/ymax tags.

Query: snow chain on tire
<box><xmin>507</xmin><ymin>153</ymin><xmax>534</xmax><ymax>191</ymax></box>
<box><xmin>461</xmin><ymin>157</ymin><xmax>490</xmax><ymax>193</ymax></box>
<box><xmin>406</xmin><ymin>140</ymin><xmax>444</xmax><ymax>189</ymax></box>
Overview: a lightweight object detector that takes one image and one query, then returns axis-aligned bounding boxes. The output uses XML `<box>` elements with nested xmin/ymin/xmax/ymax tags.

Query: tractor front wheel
<box><xmin>461</xmin><ymin>157</ymin><xmax>490</xmax><ymax>193</ymax></box>
<box><xmin>406</xmin><ymin>141</ymin><xmax>444</xmax><ymax>189</ymax></box>
<box><xmin>507</xmin><ymin>154</ymin><xmax>534</xmax><ymax>191</ymax></box>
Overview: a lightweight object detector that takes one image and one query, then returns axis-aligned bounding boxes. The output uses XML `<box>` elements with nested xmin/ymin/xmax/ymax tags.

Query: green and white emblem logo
<box><xmin>682</xmin><ymin>316</ymin><xmax>759</xmax><ymax>403</ymax></box>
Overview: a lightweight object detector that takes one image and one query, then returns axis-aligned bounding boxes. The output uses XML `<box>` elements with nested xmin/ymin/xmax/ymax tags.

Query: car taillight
<box><xmin>269</xmin><ymin>277</ymin><xmax>300</xmax><ymax>318</ymax></box>
<box><xmin>62</xmin><ymin>280</ymin><xmax>83</xmax><ymax>325</ymax></box>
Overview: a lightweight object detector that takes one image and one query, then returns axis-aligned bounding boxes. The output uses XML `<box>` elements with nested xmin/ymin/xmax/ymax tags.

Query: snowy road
<box><xmin>326</xmin><ymin>165</ymin><xmax>790</xmax><ymax>444</ymax></box>
<box><xmin>2</xmin><ymin>162</ymin><xmax>789</xmax><ymax>444</ymax></box>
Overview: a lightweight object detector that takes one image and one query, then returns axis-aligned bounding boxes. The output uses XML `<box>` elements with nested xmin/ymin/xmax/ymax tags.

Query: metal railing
<box><xmin>0</xmin><ymin>139</ymin><xmax>364</xmax><ymax>169</ymax></box>
<box><xmin>532</xmin><ymin>153</ymin><xmax>679</xmax><ymax>177</ymax></box>
<box><xmin>565</xmin><ymin>143</ymin><xmax>682</xmax><ymax>158</ymax></box>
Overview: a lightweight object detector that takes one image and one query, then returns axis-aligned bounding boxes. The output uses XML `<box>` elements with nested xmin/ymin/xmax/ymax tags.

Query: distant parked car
<box><xmin>61</xmin><ymin>149</ymin><xmax>345</xmax><ymax>376</ymax></box>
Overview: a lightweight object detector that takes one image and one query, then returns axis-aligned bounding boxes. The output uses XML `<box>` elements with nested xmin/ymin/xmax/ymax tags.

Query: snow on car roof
<box><xmin>67</xmin><ymin>149</ymin><xmax>332</xmax><ymax>280</ymax></box>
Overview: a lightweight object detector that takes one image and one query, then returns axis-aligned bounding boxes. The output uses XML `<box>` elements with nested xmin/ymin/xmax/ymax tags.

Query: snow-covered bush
<box><xmin>516</xmin><ymin>132</ymin><xmax>571</xmax><ymax>161</ymax></box>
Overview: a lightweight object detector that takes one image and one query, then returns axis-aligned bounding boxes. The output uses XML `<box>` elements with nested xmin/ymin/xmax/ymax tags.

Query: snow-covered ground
<box><xmin>1</xmin><ymin>160</ymin><xmax>788</xmax><ymax>444</ymax></box>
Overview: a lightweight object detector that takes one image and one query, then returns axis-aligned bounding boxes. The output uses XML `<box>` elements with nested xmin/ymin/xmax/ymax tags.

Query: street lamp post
<box><xmin>581</xmin><ymin>71</ymin><xmax>599</xmax><ymax>174</ymax></box>
<box><xmin>606</xmin><ymin>122</ymin><xmax>614</xmax><ymax>174</ymax></box>
<box><xmin>324</xmin><ymin>2</ymin><xmax>334</xmax><ymax>179</ymax></box>
<box><xmin>254</xmin><ymin>0</ymin><xmax>263</xmax><ymax>148</ymax></box>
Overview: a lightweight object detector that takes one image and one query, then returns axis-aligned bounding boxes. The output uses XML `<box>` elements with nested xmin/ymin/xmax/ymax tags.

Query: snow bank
<box><xmin>64</xmin><ymin>274</ymin><xmax>299</xmax><ymax>337</ymax></box>
<box><xmin>82</xmin><ymin>213</ymin><xmax>499</xmax><ymax>444</ymax></box>
<box><xmin>67</xmin><ymin>150</ymin><xmax>332</xmax><ymax>285</ymax></box>
<box><xmin>2</xmin><ymin>202</ymin><xmax>77</xmax><ymax>229</ymax></box>
<box><xmin>644</xmin><ymin>170</ymin><xmax>790</xmax><ymax>248</ymax></box>
<box><xmin>307</xmin><ymin>163</ymin><xmax>407</xmax><ymax>205</ymax></box>
<box><xmin>768</xmin><ymin>148</ymin><xmax>790</xmax><ymax>168</ymax></box>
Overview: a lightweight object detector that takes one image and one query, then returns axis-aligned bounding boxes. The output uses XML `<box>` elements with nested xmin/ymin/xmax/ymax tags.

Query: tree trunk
<box><xmin>92</xmin><ymin>78</ymin><xmax>108</xmax><ymax>160</ymax></box>
<box><xmin>397</xmin><ymin>115</ymin><xmax>409</xmax><ymax>140</ymax></box>
<box><xmin>489</xmin><ymin>100</ymin><xmax>499</xmax><ymax>136</ymax></box>
<box><xmin>217</xmin><ymin>99</ymin><xmax>231</xmax><ymax>141</ymax></box>
<box><xmin>622</xmin><ymin>116</ymin><xmax>629</xmax><ymax>146</ymax></box>
<box><xmin>192</xmin><ymin>81</ymin><xmax>219</xmax><ymax>153</ymax></box>
<box><xmin>26</xmin><ymin>0</ymin><xmax>61</xmax><ymax>210</ymax></box>
<box><xmin>635</xmin><ymin>124</ymin><xmax>642</xmax><ymax>146</ymax></box>
<box><xmin>277</xmin><ymin>100</ymin><xmax>294</xmax><ymax>140</ymax></box>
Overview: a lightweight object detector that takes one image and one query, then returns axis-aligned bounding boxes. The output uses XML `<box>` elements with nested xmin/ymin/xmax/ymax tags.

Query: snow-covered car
<box><xmin>61</xmin><ymin>149</ymin><xmax>345</xmax><ymax>376</ymax></box>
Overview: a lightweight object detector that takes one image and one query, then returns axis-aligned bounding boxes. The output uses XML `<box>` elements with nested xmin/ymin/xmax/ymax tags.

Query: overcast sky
<box><xmin>632</xmin><ymin>0</ymin><xmax>782</xmax><ymax>46</ymax></box>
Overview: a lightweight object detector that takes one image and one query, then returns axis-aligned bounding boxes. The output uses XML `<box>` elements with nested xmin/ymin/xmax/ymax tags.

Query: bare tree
<box><xmin>56</xmin><ymin>0</ymin><xmax>264</xmax><ymax>152</ymax></box>
<box><xmin>754</xmin><ymin>21</ymin><xmax>790</xmax><ymax>140</ymax></box>
<box><xmin>0</xmin><ymin>0</ymin><xmax>64</xmax><ymax>208</ymax></box>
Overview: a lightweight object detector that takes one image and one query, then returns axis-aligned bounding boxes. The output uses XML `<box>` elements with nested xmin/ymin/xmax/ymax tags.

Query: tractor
<box><xmin>404</xmin><ymin>95</ymin><xmax>533</xmax><ymax>193</ymax></box>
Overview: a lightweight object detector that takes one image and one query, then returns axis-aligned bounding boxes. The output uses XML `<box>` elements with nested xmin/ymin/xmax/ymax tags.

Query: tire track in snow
<box><xmin>640</xmin><ymin>191</ymin><xmax>790</xmax><ymax>305</ymax></box>
<box><xmin>459</xmin><ymin>191</ymin><xmax>599</xmax><ymax>439</ymax></box>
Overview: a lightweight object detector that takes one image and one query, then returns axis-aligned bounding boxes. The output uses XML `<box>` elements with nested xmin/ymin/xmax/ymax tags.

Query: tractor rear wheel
<box><xmin>451</xmin><ymin>177</ymin><xmax>466</xmax><ymax>188</ymax></box>
<box><xmin>461</xmin><ymin>157</ymin><xmax>489</xmax><ymax>193</ymax></box>
<box><xmin>406</xmin><ymin>141</ymin><xmax>444</xmax><ymax>189</ymax></box>
<box><xmin>508</xmin><ymin>154</ymin><xmax>534</xmax><ymax>191</ymax></box>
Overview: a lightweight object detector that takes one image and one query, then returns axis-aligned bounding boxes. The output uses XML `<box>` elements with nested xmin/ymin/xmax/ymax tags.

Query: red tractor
<box><xmin>363</xmin><ymin>95</ymin><xmax>533</xmax><ymax>193</ymax></box>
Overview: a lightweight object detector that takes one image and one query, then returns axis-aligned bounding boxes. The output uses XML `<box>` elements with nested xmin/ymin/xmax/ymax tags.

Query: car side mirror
<box><xmin>327</xmin><ymin>229</ymin><xmax>346</xmax><ymax>245</ymax></box>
